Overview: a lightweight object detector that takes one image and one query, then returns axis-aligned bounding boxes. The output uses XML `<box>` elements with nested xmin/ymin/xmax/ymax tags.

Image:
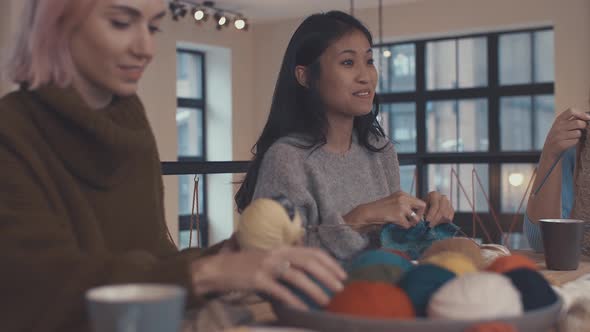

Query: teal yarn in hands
<box><xmin>397</xmin><ymin>264</ymin><xmax>456</xmax><ymax>316</ymax></box>
<box><xmin>346</xmin><ymin>264</ymin><xmax>405</xmax><ymax>284</ymax></box>
<box><xmin>347</xmin><ymin>249</ymin><xmax>413</xmax><ymax>272</ymax></box>
<box><xmin>504</xmin><ymin>268</ymin><xmax>558</xmax><ymax>311</ymax></box>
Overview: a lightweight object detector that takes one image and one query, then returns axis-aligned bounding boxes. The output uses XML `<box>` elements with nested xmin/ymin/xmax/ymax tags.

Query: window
<box><xmin>376</xmin><ymin>28</ymin><xmax>554</xmax><ymax>243</ymax></box>
<box><xmin>176</xmin><ymin>49</ymin><xmax>207</xmax><ymax>249</ymax></box>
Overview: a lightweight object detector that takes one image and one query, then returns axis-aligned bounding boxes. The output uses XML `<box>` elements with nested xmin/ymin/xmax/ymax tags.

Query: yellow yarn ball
<box><xmin>421</xmin><ymin>237</ymin><xmax>485</xmax><ymax>269</ymax></box>
<box><xmin>237</xmin><ymin>198</ymin><xmax>304</xmax><ymax>250</ymax></box>
<box><xmin>421</xmin><ymin>252</ymin><xmax>478</xmax><ymax>276</ymax></box>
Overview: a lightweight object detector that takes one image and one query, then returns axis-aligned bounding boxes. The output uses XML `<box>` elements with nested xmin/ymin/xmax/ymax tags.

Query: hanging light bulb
<box><xmin>383</xmin><ymin>49</ymin><xmax>392</xmax><ymax>58</ymax></box>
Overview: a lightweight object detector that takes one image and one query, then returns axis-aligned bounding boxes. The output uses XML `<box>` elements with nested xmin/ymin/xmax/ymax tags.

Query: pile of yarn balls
<box><xmin>319</xmin><ymin>238</ymin><xmax>558</xmax><ymax>323</ymax></box>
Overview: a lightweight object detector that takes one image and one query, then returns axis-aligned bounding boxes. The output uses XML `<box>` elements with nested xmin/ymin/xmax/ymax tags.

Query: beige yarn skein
<box><xmin>237</xmin><ymin>198</ymin><xmax>304</xmax><ymax>250</ymax></box>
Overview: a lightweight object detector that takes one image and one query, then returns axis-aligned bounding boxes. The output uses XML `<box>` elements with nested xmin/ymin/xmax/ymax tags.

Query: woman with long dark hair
<box><xmin>236</xmin><ymin>11</ymin><xmax>454</xmax><ymax>260</ymax></box>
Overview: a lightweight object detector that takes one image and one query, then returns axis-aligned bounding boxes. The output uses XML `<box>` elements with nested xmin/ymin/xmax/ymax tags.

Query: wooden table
<box><xmin>515</xmin><ymin>250</ymin><xmax>590</xmax><ymax>286</ymax></box>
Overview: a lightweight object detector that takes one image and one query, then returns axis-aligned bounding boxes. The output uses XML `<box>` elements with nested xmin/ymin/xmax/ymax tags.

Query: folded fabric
<box><xmin>380</xmin><ymin>221</ymin><xmax>460</xmax><ymax>260</ymax></box>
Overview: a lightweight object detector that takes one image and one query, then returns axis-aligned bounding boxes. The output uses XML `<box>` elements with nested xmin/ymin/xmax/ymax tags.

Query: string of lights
<box><xmin>168</xmin><ymin>0</ymin><xmax>248</xmax><ymax>31</ymax></box>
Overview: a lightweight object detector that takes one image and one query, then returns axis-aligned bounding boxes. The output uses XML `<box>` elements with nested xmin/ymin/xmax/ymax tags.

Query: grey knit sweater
<box><xmin>253</xmin><ymin>134</ymin><xmax>401</xmax><ymax>260</ymax></box>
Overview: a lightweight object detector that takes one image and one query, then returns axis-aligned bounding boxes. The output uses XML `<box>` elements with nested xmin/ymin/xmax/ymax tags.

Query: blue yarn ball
<box><xmin>397</xmin><ymin>264</ymin><xmax>456</xmax><ymax>316</ymax></box>
<box><xmin>347</xmin><ymin>249</ymin><xmax>413</xmax><ymax>272</ymax></box>
<box><xmin>504</xmin><ymin>268</ymin><xmax>558</xmax><ymax>311</ymax></box>
<box><xmin>282</xmin><ymin>274</ymin><xmax>334</xmax><ymax>310</ymax></box>
<box><xmin>347</xmin><ymin>264</ymin><xmax>405</xmax><ymax>284</ymax></box>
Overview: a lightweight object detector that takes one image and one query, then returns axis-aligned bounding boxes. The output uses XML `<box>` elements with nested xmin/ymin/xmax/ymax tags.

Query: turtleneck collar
<box><xmin>25</xmin><ymin>84</ymin><xmax>157</xmax><ymax>189</ymax></box>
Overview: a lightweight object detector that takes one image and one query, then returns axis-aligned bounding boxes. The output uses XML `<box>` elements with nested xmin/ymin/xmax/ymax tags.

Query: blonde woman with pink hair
<box><xmin>0</xmin><ymin>1</ymin><xmax>345</xmax><ymax>331</ymax></box>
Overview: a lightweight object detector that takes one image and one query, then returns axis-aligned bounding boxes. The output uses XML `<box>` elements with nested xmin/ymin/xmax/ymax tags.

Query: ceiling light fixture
<box><xmin>169</xmin><ymin>0</ymin><xmax>249</xmax><ymax>32</ymax></box>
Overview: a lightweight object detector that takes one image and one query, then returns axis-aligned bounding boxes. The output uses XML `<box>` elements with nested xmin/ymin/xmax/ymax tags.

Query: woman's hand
<box><xmin>190</xmin><ymin>246</ymin><xmax>346</xmax><ymax>310</ymax></box>
<box><xmin>424</xmin><ymin>191</ymin><xmax>454</xmax><ymax>227</ymax></box>
<box><xmin>344</xmin><ymin>191</ymin><xmax>427</xmax><ymax>230</ymax></box>
<box><xmin>542</xmin><ymin>108</ymin><xmax>590</xmax><ymax>160</ymax></box>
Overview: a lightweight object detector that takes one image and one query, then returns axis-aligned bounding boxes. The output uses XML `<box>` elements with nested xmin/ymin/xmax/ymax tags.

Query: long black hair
<box><xmin>235</xmin><ymin>11</ymin><xmax>387</xmax><ymax>212</ymax></box>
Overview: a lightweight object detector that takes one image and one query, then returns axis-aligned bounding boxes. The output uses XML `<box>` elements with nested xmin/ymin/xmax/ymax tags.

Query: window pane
<box><xmin>378</xmin><ymin>44</ymin><xmax>416</xmax><ymax>92</ymax></box>
<box><xmin>500</xmin><ymin>96</ymin><xmax>532</xmax><ymax>151</ymax></box>
<box><xmin>427</xmin><ymin>99</ymin><xmax>488</xmax><ymax>152</ymax></box>
<box><xmin>400</xmin><ymin>164</ymin><xmax>417</xmax><ymax>195</ymax></box>
<box><xmin>501</xmin><ymin>164</ymin><xmax>535</xmax><ymax>213</ymax></box>
<box><xmin>499</xmin><ymin>33</ymin><xmax>532</xmax><ymax>85</ymax></box>
<box><xmin>177</xmin><ymin>107</ymin><xmax>203</xmax><ymax>157</ymax></box>
<box><xmin>427</xmin><ymin>40</ymin><xmax>456</xmax><ymax>90</ymax></box>
<box><xmin>534</xmin><ymin>30</ymin><xmax>554</xmax><ymax>83</ymax></box>
<box><xmin>458</xmin><ymin>99</ymin><xmax>489</xmax><ymax>151</ymax></box>
<box><xmin>458</xmin><ymin>37</ymin><xmax>487</xmax><ymax>88</ymax></box>
<box><xmin>534</xmin><ymin>95</ymin><xmax>555</xmax><ymax>150</ymax></box>
<box><xmin>177</xmin><ymin>52</ymin><xmax>203</xmax><ymax>99</ymax></box>
<box><xmin>380</xmin><ymin>103</ymin><xmax>416</xmax><ymax>153</ymax></box>
<box><xmin>428</xmin><ymin>164</ymin><xmax>489</xmax><ymax>212</ymax></box>
<box><xmin>178</xmin><ymin>174</ymin><xmax>205</xmax><ymax>216</ymax></box>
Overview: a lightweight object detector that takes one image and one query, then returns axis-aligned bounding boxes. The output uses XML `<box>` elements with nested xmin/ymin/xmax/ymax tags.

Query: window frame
<box><xmin>176</xmin><ymin>48</ymin><xmax>209</xmax><ymax>247</ymax></box>
<box><xmin>376</xmin><ymin>26</ymin><xmax>554</xmax><ymax>242</ymax></box>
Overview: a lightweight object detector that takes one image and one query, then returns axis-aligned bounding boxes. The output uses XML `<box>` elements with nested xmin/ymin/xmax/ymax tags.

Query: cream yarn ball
<box><xmin>427</xmin><ymin>272</ymin><xmax>523</xmax><ymax>320</ymax></box>
<box><xmin>480</xmin><ymin>243</ymin><xmax>511</xmax><ymax>268</ymax></box>
<box><xmin>237</xmin><ymin>197</ymin><xmax>304</xmax><ymax>250</ymax></box>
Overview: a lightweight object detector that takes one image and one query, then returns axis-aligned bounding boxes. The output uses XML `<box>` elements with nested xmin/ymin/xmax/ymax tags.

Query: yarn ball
<box><xmin>237</xmin><ymin>196</ymin><xmax>304</xmax><ymax>250</ymax></box>
<box><xmin>421</xmin><ymin>252</ymin><xmax>478</xmax><ymax>276</ymax></box>
<box><xmin>282</xmin><ymin>274</ymin><xmax>333</xmax><ymax>310</ymax></box>
<box><xmin>558</xmin><ymin>298</ymin><xmax>590</xmax><ymax>332</ymax></box>
<box><xmin>381</xmin><ymin>248</ymin><xmax>412</xmax><ymax>261</ymax></box>
<box><xmin>486</xmin><ymin>254</ymin><xmax>538</xmax><ymax>274</ymax></box>
<box><xmin>480</xmin><ymin>243</ymin><xmax>511</xmax><ymax>267</ymax></box>
<box><xmin>465</xmin><ymin>322</ymin><xmax>518</xmax><ymax>332</ymax></box>
<box><xmin>326</xmin><ymin>281</ymin><xmax>415</xmax><ymax>319</ymax></box>
<box><xmin>346</xmin><ymin>264</ymin><xmax>405</xmax><ymax>284</ymax></box>
<box><xmin>347</xmin><ymin>249</ymin><xmax>413</xmax><ymax>272</ymax></box>
<box><xmin>504</xmin><ymin>268</ymin><xmax>558</xmax><ymax>311</ymax></box>
<box><xmin>421</xmin><ymin>237</ymin><xmax>485</xmax><ymax>269</ymax></box>
<box><xmin>397</xmin><ymin>264</ymin><xmax>456</xmax><ymax>316</ymax></box>
<box><xmin>427</xmin><ymin>272</ymin><xmax>523</xmax><ymax>320</ymax></box>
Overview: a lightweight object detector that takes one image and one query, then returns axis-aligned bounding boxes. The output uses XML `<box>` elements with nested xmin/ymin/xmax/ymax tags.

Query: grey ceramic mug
<box><xmin>86</xmin><ymin>284</ymin><xmax>186</xmax><ymax>332</ymax></box>
<box><xmin>540</xmin><ymin>219</ymin><xmax>585</xmax><ymax>271</ymax></box>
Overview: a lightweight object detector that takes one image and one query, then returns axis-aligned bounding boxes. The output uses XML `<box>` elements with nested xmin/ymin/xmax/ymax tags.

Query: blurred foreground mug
<box><xmin>540</xmin><ymin>219</ymin><xmax>585</xmax><ymax>271</ymax></box>
<box><xmin>86</xmin><ymin>284</ymin><xmax>186</xmax><ymax>332</ymax></box>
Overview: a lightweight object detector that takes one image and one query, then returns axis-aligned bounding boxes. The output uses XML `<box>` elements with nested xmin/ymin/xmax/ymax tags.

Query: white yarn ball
<box><xmin>427</xmin><ymin>272</ymin><xmax>523</xmax><ymax>320</ymax></box>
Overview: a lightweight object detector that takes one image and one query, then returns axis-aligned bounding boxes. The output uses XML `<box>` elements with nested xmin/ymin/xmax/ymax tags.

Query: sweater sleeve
<box><xmin>0</xmin><ymin>144</ymin><xmax>220</xmax><ymax>332</ymax></box>
<box><xmin>252</xmin><ymin>143</ymin><xmax>367</xmax><ymax>260</ymax></box>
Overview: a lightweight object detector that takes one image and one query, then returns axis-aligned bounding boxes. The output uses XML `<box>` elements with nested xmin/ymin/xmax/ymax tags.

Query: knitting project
<box><xmin>380</xmin><ymin>221</ymin><xmax>460</xmax><ymax>260</ymax></box>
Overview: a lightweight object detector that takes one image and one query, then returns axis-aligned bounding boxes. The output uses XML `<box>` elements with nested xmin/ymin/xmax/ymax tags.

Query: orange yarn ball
<box><xmin>465</xmin><ymin>322</ymin><xmax>517</xmax><ymax>332</ymax></box>
<box><xmin>486</xmin><ymin>254</ymin><xmax>538</xmax><ymax>273</ymax></box>
<box><xmin>326</xmin><ymin>281</ymin><xmax>415</xmax><ymax>319</ymax></box>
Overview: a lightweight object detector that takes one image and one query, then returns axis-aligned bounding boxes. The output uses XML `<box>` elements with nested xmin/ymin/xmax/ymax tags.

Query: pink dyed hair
<box><xmin>4</xmin><ymin>0</ymin><xmax>96</xmax><ymax>89</ymax></box>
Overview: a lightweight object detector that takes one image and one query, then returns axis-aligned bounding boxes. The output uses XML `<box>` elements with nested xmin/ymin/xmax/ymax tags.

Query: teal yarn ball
<box><xmin>504</xmin><ymin>268</ymin><xmax>558</xmax><ymax>311</ymax></box>
<box><xmin>347</xmin><ymin>264</ymin><xmax>405</xmax><ymax>284</ymax></box>
<box><xmin>397</xmin><ymin>264</ymin><xmax>456</xmax><ymax>316</ymax></box>
<box><xmin>347</xmin><ymin>249</ymin><xmax>413</xmax><ymax>272</ymax></box>
<box><xmin>282</xmin><ymin>274</ymin><xmax>333</xmax><ymax>310</ymax></box>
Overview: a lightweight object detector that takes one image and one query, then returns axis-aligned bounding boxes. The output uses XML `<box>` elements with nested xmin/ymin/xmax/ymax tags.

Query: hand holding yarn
<box><xmin>190</xmin><ymin>246</ymin><xmax>346</xmax><ymax>311</ymax></box>
<box><xmin>424</xmin><ymin>191</ymin><xmax>454</xmax><ymax>227</ymax></box>
<box><xmin>542</xmin><ymin>108</ymin><xmax>590</xmax><ymax>160</ymax></box>
<box><xmin>237</xmin><ymin>195</ymin><xmax>305</xmax><ymax>250</ymax></box>
<box><xmin>344</xmin><ymin>191</ymin><xmax>427</xmax><ymax>230</ymax></box>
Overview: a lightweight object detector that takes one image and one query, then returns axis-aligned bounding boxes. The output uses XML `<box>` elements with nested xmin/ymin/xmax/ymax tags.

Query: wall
<box><xmin>140</xmin><ymin>17</ymin><xmax>255</xmax><ymax>244</ymax></box>
<box><xmin>251</xmin><ymin>0</ymin><xmax>590</xmax><ymax>133</ymax></box>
